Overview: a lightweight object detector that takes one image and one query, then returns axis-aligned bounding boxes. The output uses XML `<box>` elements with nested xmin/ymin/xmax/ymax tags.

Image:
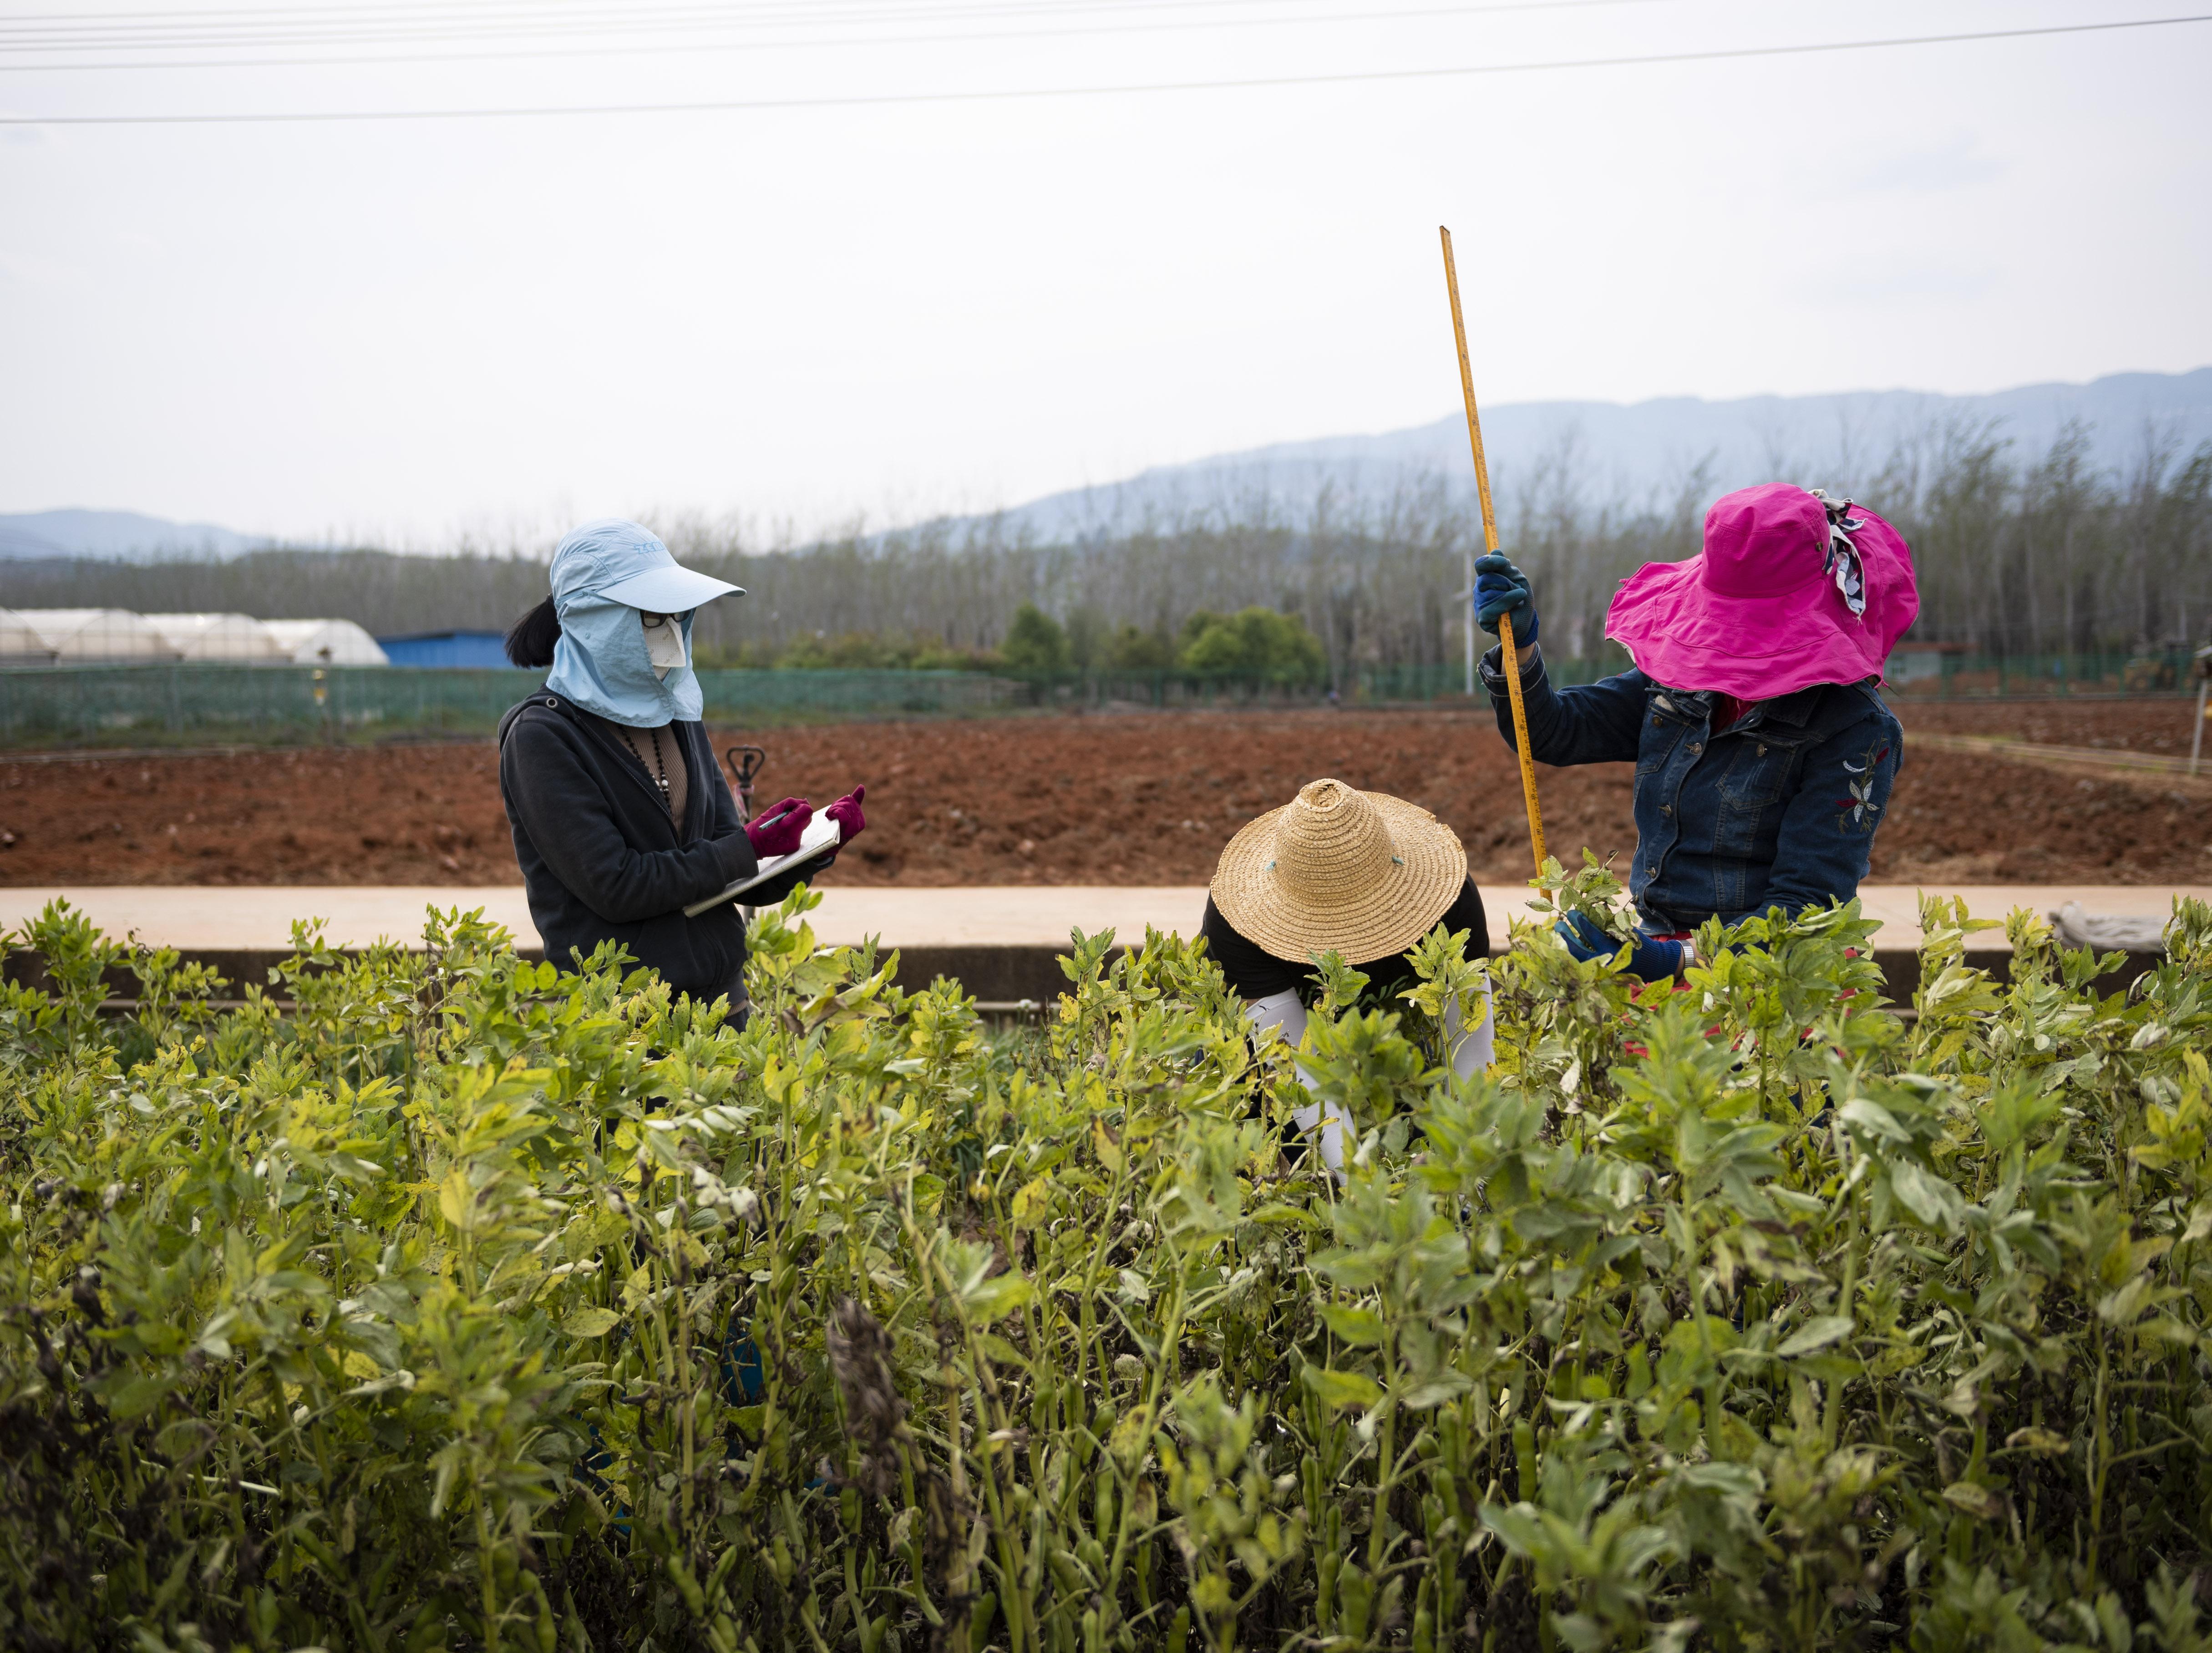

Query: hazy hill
<box><xmin>7</xmin><ymin>369</ymin><xmax>2207</xmax><ymax>564</ymax></box>
<box><xmin>995</xmin><ymin>367</ymin><xmax>2212</xmax><ymax>540</ymax></box>
<box><xmin>0</xmin><ymin>508</ymin><xmax>268</xmax><ymax>563</ymax></box>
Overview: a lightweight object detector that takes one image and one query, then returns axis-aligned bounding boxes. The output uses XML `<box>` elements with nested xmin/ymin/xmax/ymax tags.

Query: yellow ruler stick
<box><xmin>1440</xmin><ymin>225</ymin><xmax>1547</xmax><ymax>875</ymax></box>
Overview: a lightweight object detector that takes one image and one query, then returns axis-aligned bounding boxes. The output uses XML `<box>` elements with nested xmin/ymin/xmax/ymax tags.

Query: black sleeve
<box><xmin>1199</xmin><ymin>898</ymin><xmax>1307</xmax><ymax>1002</ymax></box>
<box><xmin>504</xmin><ymin>714</ymin><xmax>756</xmax><ymax>926</ymax></box>
<box><xmin>693</xmin><ymin>725</ymin><xmax>744</xmax><ymax>843</ymax></box>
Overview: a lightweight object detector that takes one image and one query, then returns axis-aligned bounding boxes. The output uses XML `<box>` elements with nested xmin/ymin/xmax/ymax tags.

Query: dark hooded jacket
<box><xmin>497</xmin><ymin>692</ymin><xmax>819</xmax><ymax>1004</ymax></box>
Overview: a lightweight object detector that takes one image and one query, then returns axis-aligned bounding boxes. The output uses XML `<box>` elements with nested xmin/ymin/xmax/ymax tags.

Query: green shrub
<box><xmin>4</xmin><ymin>873</ymin><xmax>2212</xmax><ymax>1650</ymax></box>
<box><xmin>1177</xmin><ymin>608</ymin><xmax>1328</xmax><ymax>684</ymax></box>
<box><xmin>695</xmin><ymin>632</ymin><xmax>1004</xmax><ymax>672</ymax></box>
<box><xmin>1001</xmin><ymin>605</ymin><xmax>1072</xmax><ymax>676</ymax></box>
<box><xmin>1104</xmin><ymin>624</ymin><xmax>1178</xmax><ymax>674</ymax></box>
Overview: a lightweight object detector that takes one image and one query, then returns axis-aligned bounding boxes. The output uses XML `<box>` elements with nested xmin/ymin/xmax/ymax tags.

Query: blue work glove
<box><xmin>1473</xmin><ymin>553</ymin><xmax>1538</xmax><ymax>645</ymax></box>
<box><xmin>1557</xmin><ymin>911</ymin><xmax>1688</xmax><ymax>979</ymax></box>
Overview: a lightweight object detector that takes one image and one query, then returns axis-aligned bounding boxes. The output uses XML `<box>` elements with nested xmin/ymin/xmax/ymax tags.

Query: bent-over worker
<box><xmin>498</xmin><ymin>519</ymin><xmax>866</xmax><ymax>1025</ymax></box>
<box><xmin>1204</xmin><ymin>778</ymin><xmax>1492</xmax><ymax>1172</ymax></box>
<box><xmin>1477</xmin><ymin>483</ymin><xmax>1917</xmax><ymax>978</ymax></box>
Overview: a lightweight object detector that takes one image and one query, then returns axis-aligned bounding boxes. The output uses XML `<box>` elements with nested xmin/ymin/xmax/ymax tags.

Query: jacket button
<box><xmin>1660</xmin><ymin>804</ymin><xmax>1672</xmax><ymax>815</ymax></box>
<box><xmin>1688</xmin><ymin>742</ymin><xmax>1703</xmax><ymax>754</ymax></box>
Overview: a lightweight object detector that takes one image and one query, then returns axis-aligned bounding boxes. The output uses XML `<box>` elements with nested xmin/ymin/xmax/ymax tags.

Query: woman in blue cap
<box><xmin>499</xmin><ymin>519</ymin><xmax>865</xmax><ymax>1025</ymax></box>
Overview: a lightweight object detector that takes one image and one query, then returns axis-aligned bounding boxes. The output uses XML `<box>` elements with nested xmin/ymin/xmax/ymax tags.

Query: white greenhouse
<box><xmin>14</xmin><ymin>608</ymin><xmax>185</xmax><ymax>664</ymax></box>
<box><xmin>0</xmin><ymin>608</ymin><xmax>60</xmax><ymax>665</ymax></box>
<box><xmin>259</xmin><ymin>619</ymin><xmax>391</xmax><ymax>666</ymax></box>
<box><xmin>143</xmin><ymin>612</ymin><xmax>292</xmax><ymax>664</ymax></box>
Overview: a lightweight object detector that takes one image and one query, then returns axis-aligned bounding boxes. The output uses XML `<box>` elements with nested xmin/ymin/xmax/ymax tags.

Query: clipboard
<box><xmin>683</xmin><ymin>814</ymin><xmax>841</xmax><ymax>918</ymax></box>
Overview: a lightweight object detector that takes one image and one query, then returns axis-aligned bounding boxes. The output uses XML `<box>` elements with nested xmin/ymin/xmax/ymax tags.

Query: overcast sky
<box><xmin>1</xmin><ymin>0</ymin><xmax>2207</xmax><ymax>547</ymax></box>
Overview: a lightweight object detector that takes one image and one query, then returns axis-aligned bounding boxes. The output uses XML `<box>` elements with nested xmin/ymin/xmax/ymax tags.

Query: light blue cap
<box><xmin>551</xmin><ymin>518</ymin><xmax>742</xmax><ymax>615</ymax></box>
<box><xmin>541</xmin><ymin>518</ymin><xmax>740</xmax><ymax>727</ymax></box>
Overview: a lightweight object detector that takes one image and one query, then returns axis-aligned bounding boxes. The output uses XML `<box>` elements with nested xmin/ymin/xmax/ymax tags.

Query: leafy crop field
<box><xmin>5</xmin><ymin>877</ymin><xmax>2212</xmax><ymax>1650</ymax></box>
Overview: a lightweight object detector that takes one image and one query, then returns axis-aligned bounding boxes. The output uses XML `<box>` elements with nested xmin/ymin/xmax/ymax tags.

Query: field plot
<box><xmin>1890</xmin><ymin>699</ymin><xmax>2209</xmax><ymax>753</ymax></box>
<box><xmin>0</xmin><ymin>701</ymin><xmax>2205</xmax><ymax>887</ymax></box>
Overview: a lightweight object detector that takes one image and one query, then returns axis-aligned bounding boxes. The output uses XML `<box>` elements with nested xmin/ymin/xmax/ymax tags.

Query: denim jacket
<box><xmin>1482</xmin><ymin>646</ymin><xmax>1903</xmax><ymax>931</ymax></box>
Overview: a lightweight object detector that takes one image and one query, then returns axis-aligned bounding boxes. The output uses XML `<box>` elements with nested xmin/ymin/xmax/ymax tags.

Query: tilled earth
<box><xmin>1887</xmin><ymin>699</ymin><xmax>2209</xmax><ymax>753</ymax></box>
<box><xmin>1</xmin><ymin>699</ymin><xmax>2206</xmax><ymax>887</ymax></box>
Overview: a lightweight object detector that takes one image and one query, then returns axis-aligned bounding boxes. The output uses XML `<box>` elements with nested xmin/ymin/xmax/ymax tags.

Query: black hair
<box><xmin>505</xmin><ymin>596</ymin><xmax>562</xmax><ymax>668</ymax></box>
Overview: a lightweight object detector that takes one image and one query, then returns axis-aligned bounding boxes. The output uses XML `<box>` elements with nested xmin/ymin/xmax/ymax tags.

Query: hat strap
<box><xmin>1808</xmin><ymin>488</ymin><xmax>1869</xmax><ymax>619</ymax></box>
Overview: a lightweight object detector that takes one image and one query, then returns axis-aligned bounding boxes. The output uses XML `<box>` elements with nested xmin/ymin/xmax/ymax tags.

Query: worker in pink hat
<box><xmin>1476</xmin><ymin>483</ymin><xmax>1918</xmax><ymax>978</ymax></box>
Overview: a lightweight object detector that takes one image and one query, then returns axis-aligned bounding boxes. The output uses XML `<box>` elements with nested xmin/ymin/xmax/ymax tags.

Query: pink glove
<box><xmin>824</xmin><ymin>784</ymin><xmax>867</xmax><ymax>845</ymax></box>
<box><xmin>745</xmin><ymin>796</ymin><xmax>812</xmax><ymax>858</ymax></box>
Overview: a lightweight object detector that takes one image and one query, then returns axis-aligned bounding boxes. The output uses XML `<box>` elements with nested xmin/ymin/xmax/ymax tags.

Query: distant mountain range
<box><xmin>6</xmin><ymin>369</ymin><xmax>2207</xmax><ymax>562</ymax></box>
<box><xmin>993</xmin><ymin>367</ymin><xmax>2212</xmax><ymax>540</ymax></box>
<box><xmin>0</xmin><ymin>508</ymin><xmax>268</xmax><ymax>563</ymax></box>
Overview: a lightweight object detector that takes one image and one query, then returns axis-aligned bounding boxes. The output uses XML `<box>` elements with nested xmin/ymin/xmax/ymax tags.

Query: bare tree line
<box><xmin>5</xmin><ymin>419</ymin><xmax>2206</xmax><ymax>677</ymax></box>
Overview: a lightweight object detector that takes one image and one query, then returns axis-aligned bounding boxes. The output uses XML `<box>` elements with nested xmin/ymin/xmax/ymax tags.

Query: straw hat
<box><xmin>1210</xmin><ymin>779</ymin><xmax>1467</xmax><ymax>965</ymax></box>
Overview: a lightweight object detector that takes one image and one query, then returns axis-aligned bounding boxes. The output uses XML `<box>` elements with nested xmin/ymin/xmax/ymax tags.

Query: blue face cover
<box><xmin>539</xmin><ymin>519</ymin><xmax>739</xmax><ymax>728</ymax></box>
<box><xmin>547</xmin><ymin>596</ymin><xmax>701</xmax><ymax>726</ymax></box>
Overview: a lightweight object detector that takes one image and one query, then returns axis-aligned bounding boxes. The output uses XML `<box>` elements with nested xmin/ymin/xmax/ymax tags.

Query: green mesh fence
<box><xmin>1000</xmin><ymin>652</ymin><xmax>1629</xmax><ymax>710</ymax></box>
<box><xmin>0</xmin><ymin>665</ymin><xmax>1015</xmax><ymax>747</ymax></box>
<box><xmin>1883</xmin><ymin>649</ymin><xmax>2201</xmax><ymax>697</ymax></box>
<box><xmin>5</xmin><ymin>650</ymin><xmax>2193</xmax><ymax>749</ymax></box>
<box><xmin>1034</xmin><ymin>649</ymin><xmax>2201</xmax><ymax>707</ymax></box>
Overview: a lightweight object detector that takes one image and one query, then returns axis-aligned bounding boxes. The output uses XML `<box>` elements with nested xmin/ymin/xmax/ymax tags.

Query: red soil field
<box><xmin>1888</xmin><ymin>698</ymin><xmax>2208</xmax><ymax>753</ymax></box>
<box><xmin>1</xmin><ymin>701</ymin><xmax>2206</xmax><ymax>888</ymax></box>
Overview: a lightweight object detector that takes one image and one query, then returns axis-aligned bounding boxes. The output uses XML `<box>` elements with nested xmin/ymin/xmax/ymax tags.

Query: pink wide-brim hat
<box><xmin>1603</xmin><ymin>482</ymin><xmax>1920</xmax><ymax>700</ymax></box>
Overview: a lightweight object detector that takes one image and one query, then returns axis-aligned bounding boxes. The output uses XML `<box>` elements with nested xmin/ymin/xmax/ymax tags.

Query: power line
<box><xmin>0</xmin><ymin>0</ymin><xmax>1681</xmax><ymax>72</ymax></box>
<box><xmin>0</xmin><ymin>0</ymin><xmax>1615</xmax><ymax>46</ymax></box>
<box><xmin>7</xmin><ymin>0</ymin><xmax>1324</xmax><ymax>20</ymax></box>
<box><xmin>3</xmin><ymin>13</ymin><xmax>2203</xmax><ymax>125</ymax></box>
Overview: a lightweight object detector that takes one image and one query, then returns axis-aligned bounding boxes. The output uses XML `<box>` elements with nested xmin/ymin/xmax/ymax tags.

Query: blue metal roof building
<box><xmin>375</xmin><ymin>630</ymin><xmax>518</xmax><ymax>670</ymax></box>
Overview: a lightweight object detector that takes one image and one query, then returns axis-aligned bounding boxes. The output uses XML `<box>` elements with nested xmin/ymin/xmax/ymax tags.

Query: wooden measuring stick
<box><xmin>1440</xmin><ymin>225</ymin><xmax>1548</xmax><ymax>874</ymax></box>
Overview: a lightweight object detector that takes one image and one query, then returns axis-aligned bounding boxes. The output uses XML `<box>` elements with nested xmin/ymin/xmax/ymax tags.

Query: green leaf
<box><xmin>436</xmin><ymin>1168</ymin><xmax>478</xmax><ymax>1233</ymax></box>
<box><xmin>1400</xmin><ymin>1375</ymin><xmax>1475</xmax><ymax>1410</ymax></box>
<box><xmin>103</xmin><ymin>1373</ymin><xmax>175</xmax><ymax>1421</ymax></box>
<box><xmin>1889</xmin><ymin>1159</ymin><xmax>1963</xmax><ymax>1232</ymax></box>
<box><xmin>2098</xmin><ymin>1275</ymin><xmax>2156</xmax><ymax>1327</ymax></box>
<box><xmin>1477</xmin><ymin>1503</ymin><xmax>1547</xmax><ymax>1557</ymax></box>
<box><xmin>1941</xmin><ymin>1481</ymin><xmax>2005</xmax><ymax>1520</ymax></box>
<box><xmin>1010</xmin><ymin>1176</ymin><xmax>1053</xmax><ymax>1230</ymax></box>
<box><xmin>978</xmin><ymin>1332</ymin><xmax>1029</xmax><ymax>1367</ymax></box>
<box><xmin>1091</xmin><ymin>1118</ymin><xmax>1125</xmax><ymax>1174</ymax></box>
<box><xmin>1301</xmin><ymin>1366</ymin><xmax>1384</xmax><ymax>1411</ymax></box>
<box><xmin>1839</xmin><ymin>1099</ymin><xmax>1909</xmax><ymax>1143</ymax></box>
<box><xmin>1319</xmin><ymin>1304</ymin><xmax>1387</xmax><ymax>1347</ymax></box>
<box><xmin>963</xmin><ymin>1273</ymin><xmax>1034</xmax><ymax>1322</ymax></box>
<box><xmin>2005</xmin><ymin>1426</ymin><xmax>2070</xmax><ymax>1458</ymax></box>
<box><xmin>1776</xmin><ymin>1315</ymin><xmax>1853</xmax><ymax>1357</ymax></box>
<box><xmin>566</xmin><ymin>1306</ymin><xmax>623</xmax><ymax>1339</ymax></box>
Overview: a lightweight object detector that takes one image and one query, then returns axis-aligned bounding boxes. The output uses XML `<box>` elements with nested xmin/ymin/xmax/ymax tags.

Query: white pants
<box><xmin>1244</xmin><ymin>981</ymin><xmax>1494</xmax><ymax>1174</ymax></box>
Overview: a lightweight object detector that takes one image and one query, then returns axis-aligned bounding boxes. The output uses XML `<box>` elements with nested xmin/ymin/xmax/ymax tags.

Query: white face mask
<box><xmin>641</xmin><ymin>610</ymin><xmax>689</xmax><ymax>680</ymax></box>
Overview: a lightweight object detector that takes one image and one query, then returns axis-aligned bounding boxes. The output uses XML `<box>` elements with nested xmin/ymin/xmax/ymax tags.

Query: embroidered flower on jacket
<box><xmin>1833</xmin><ymin>742</ymin><xmax>1892</xmax><ymax>829</ymax></box>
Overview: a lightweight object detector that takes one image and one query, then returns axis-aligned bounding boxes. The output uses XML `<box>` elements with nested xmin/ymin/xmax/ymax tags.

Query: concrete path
<box><xmin>4</xmin><ymin>883</ymin><xmax>2204</xmax><ymax>955</ymax></box>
